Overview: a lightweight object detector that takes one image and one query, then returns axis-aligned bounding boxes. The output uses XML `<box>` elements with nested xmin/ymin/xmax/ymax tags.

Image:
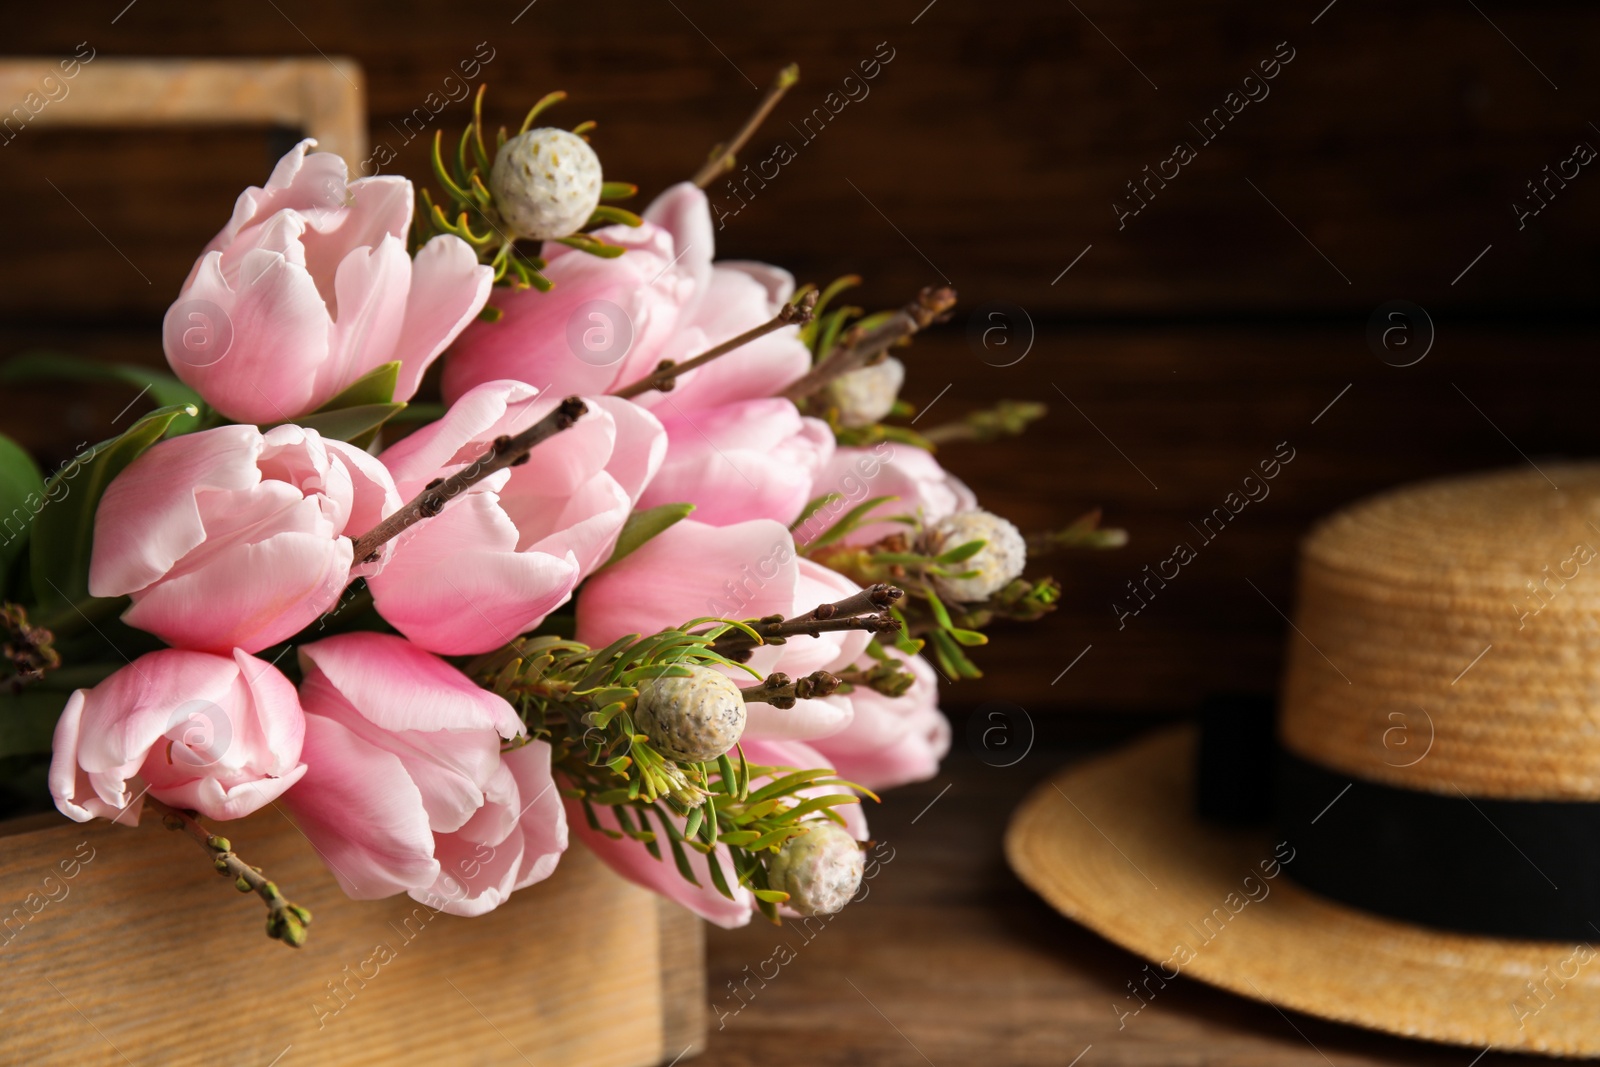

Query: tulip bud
<box><xmin>634</xmin><ymin>665</ymin><xmax>747</xmax><ymax>763</ymax></box>
<box><xmin>827</xmin><ymin>356</ymin><xmax>905</xmax><ymax>428</ymax></box>
<box><xmin>491</xmin><ymin>127</ymin><xmax>603</xmax><ymax>240</ymax></box>
<box><xmin>766</xmin><ymin>822</ymin><xmax>864</xmax><ymax>916</ymax></box>
<box><xmin>929</xmin><ymin>509</ymin><xmax>1027</xmax><ymax>602</ymax></box>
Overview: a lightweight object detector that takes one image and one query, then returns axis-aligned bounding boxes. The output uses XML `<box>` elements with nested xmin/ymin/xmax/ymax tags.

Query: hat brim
<box><xmin>1005</xmin><ymin>725</ymin><xmax>1600</xmax><ymax>1058</ymax></box>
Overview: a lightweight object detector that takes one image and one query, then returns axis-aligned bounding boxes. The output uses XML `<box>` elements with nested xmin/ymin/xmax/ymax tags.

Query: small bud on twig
<box><xmin>611</xmin><ymin>292</ymin><xmax>817</xmax><ymax>400</ymax></box>
<box><xmin>147</xmin><ymin>797</ymin><xmax>312</xmax><ymax>948</ymax></box>
<box><xmin>347</xmin><ymin>397</ymin><xmax>588</xmax><ymax>563</ymax></box>
<box><xmin>780</xmin><ymin>287</ymin><xmax>957</xmax><ymax>404</ymax></box>
<box><xmin>741</xmin><ymin>670</ymin><xmax>842</xmax><ymax>709</ymax></box>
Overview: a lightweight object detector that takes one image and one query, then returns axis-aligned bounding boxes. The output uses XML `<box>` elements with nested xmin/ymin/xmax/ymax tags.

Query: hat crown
<box><xmin>1281</xmin><ymin>464</ymin><xmax>1600</xmax><ymax>799</ymax></box>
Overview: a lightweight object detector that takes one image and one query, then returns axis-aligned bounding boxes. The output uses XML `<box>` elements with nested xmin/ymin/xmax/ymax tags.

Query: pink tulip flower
<box><xmin>281</xmin><ymin>633</ymin><xmax>566</xmax><ymax>916</ymax></box>
<box><xmin>567</xmin><ymin>736</ymin><xmax>866</xmax><ymax>928</ymax></box>
<box><xmin>797</xmin><ymin>443</ymin><xmax>976</xmax><ymax>549</ymax></box>
<box><xmin>442</xmin><ymin>220</ymin><xmax>696</xmax><ymax>404</ymax></box>
<box><xmin>442</xmin><ymin>183</ymin><xmax>826</xmax><ymax>527</ymax></box>
<box><xmin>90</xmin><ymin>423</ymin><xmax>400</xmax><ymax>654</ymax></box>
<box><xmin>808</xmin><ymin>650</ymin><xmax>950</xmax><ymax>791</ymax></box>
<box><xmin>442</xmin><ymin>183</ymin><xmax>810</xmax><ymax>414</ymax></box>
<box><xmin>165</xmin><ymin>139</ymin><xmax>491</xmax><ymax>424</ymax></box>
<box><xmin>576</xmin><ymin>518</ymin><xmax>867</xmax><ymax>740</ymax></box>
<box><xmin>50</xmin><ymin>648</ymin><xmax>307</xmax><ymax>824</ymax></box>
<box><xmin>368</xmin><ymin>381</ymin><xmax>665</xmax><ymax>654</ymax></box>
<box><xmin>634</xmin><ymin>398</ymin><xmax>834</xmax><ymax>527</ymax></box>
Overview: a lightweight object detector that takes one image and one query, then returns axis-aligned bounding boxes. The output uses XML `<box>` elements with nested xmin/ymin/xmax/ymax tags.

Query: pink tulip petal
<box><xmin>298</xmin><ymin>632</ymin><xmax>524</xmax><ymax>738</ymax></box>
<box><xmin>89</xmin><ymin>425</ymin><xmax>263</xmax><ymax>597</ymax></box>
<box><xmin>743</xmin><ymin>695</ymin><xmax>854</xmax><ymax>742</ymax></box>
<box><xmin>283</xmin><ymin>714</ymin><xmax>441</xmax><ymax>900</ymax></box>
<box><xmin>49</xmin><ymin>691</ymin><xmax>139</xmax><ymax>824</ymax></box>
<box><xmin>166</xmin><ymin>248</ymin><xmax>331</xmax><ymax>423</ymax></box>
<box><xmin>121</xmin><ymin>528</ymin><xmax>351</xmax><ymax>654</ymax></box>
<box><xmin>378</xmin><ymin>380</ymin><xmax>542</xmax><ymax>498</ymax></box>
<box><xmin>318</xmin><ymin>233</ymin><xmax>411</xmax><ymax>403</ymax></box>
<box><xmin>504</xmin><ymin>741</ymin><xmax>567</xmax><ymax>890</ymax></box>
<box><xmin>391</xmin><ymin>235</ymin><xmax>494</xmax><ymax>401</ymax></box>
<box><xmin>575</xmin><ymin>518</ymin><xmax>796</xmax><ymax>646</ymax></box>
<box><xmin>642</xmin><ymin>182</ymin><xmax>715</xmax><ymax>313</ymax></box>
<box><xmin>368</xmin><ymin>491</ymin><xmax>581</xmax><ymax>654</ymax></box>
<box><xmin>300</xmin><ymin>175</ymin><xmax>414</xmax><ymax>294</ymax></box>
<box><xmin>422</xmin><ymin>824</ymin><xmax>523</xmax><ymax>916</ymax></box>
<box><xmin>590</xmin><ymin>396</ymin><xmax>668</xmax><ymax>503</ymax></box>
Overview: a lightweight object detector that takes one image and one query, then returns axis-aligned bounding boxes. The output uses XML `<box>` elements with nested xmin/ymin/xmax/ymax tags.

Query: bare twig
<box><xmin>148</xmin><ymin>797</ymin><xmax>311</xmax><ymax>948</ymax></box>
<box><xmin>710</xmin><ymin>584</ymin><xmax>905</xmax><ymax>655</ymax></box>
<box><xmin>348</xmin><ymin>397</ymin><xmax>588</xmax><ymax>563</ymax></box>
<box><xmin>741</xmin><ymin>670</ymin><xmax>841</xmax><ymax>709</ymax></box>
<box><xmin>713</xmin><ymin>614</ymin><xmax>900</xmax><ymax>657</ymax></box>
<box><xmin>780</xmin><ymin>286</ymin><xmax>957</xmax><ymax>403</ymax></box>
<box><xmin>611</xmin><ymin>292</ymin><xmax>817</xmax><ymax>400</ymax></box>
<box><xmin>693</xmin><ymin>63</ymin><xmax>801</xmax><ymax>189</ymax></box>
<box><xmin>799</xmin><ymin>582</ymin><xmax>904</xmax><ymax>622</ymax></box>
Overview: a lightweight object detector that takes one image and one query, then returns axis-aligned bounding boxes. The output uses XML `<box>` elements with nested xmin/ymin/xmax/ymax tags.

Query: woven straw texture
<box><xmin>1007</xmin><ymin>727</ymin><xmax>1600</xmax><ymax>1058</ymax></box>
<box><xmin>1280</xmin><ymin>464</ymin><xmax>1600</xmax><ymax>799</ymax></box>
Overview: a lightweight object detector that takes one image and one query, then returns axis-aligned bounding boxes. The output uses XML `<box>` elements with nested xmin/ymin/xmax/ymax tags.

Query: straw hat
<box><xmin>1008</xmin><ymin>465</ymin><xmax>1600</xmax><ymax>1057</ymax></box>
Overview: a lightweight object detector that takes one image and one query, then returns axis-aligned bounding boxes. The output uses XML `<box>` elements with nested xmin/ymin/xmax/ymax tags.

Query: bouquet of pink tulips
<box><xmin>0</xmin><ymin>74</ymin><xmax>1117</xmax><ymax>946</ymax></box>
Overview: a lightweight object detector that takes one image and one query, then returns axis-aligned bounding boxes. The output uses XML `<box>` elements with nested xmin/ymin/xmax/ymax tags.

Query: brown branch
<box><xmin>610</xmin><ymin>292</ymin><xmax>817</xmax><ymax>400</ymax></box>
<box><xmin>741</xmin><ymin>670</ymin><xmax>841</xmax><ymax>709</ymax></box>
<box><xmin>693</xmin><ymin>63</ymin><xmax>801</xmax><ymax>189</ymax></box>
<box><xmin>148</xmin><ymin>797</ymin><xmax>311</xmax><ymax>948</ymax></box>
<box><xmin>779</xmin><ymin>286</ymin><xmax>957</xmax><ymax>403</ymax></box>
<box><xmin>349</xmin><ymin>397</ymin><xmax>588</xmax><ymax>563</ymax></box>
<box><xmin>710</xmin><ymin>605</ymin><xmax>902</xmax><ymax>656</ymax></box>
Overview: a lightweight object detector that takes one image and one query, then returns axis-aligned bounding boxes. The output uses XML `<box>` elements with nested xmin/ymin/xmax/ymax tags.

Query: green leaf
<box><xmin>789</xmin><ymin>492</ymin><xmax>841</xmax><ymax>533</ymax></box>
<box><xmin>32</xmin><ymin>403</ymin><xmax>197</xmax><ymax>617</ymax></box>
<box><xmin>0</xmin><ymin>433</ymin><xmax>45</xmax><ymax>592</ymax></box>
<box><xmin>292</xmin><ymin>402</ymin><xmax>406</xmax><ymax>443</ymax></box>
<box><xmin>806</xmin><ymin>495</ymin><xmax>898</xmax><ymax>550</ymax></box>
<box><xmin>311</xmin><ymin>362</ymin><xmax>400</xmax><ymax>412</ymax></box>
<box><xmin>889</xmin><ymin>607</ymin><xmax>924</xmax><ymax>656</ymax></box>
<box><xmin>555</xmin><ymin>234</ymin><xmax>627</xmax><ymax>259</ymax></box>
<box><xmin>0</xmin><ymin>352</ymin><xmax>203</xmax><ymax>424</ymax></box>
<box><xmin>601</xmin><ymin>503</ymin><xmax>695</xmax><ymax>569</ymax></box>
<box><xmin>751</xmin><ymin>888</ymin><xmax>791</xmax><ymax>904</ymax></box>
<box><xmin>706</xmin><ymin>844</ymin><xmax>735</xmax><ymax>900</ymax></box>
<box><xmin>600</xmin><ymin>181</ymin><xmax>639</xmax><ymax>201</ymax></box>
<box><xmin>654</xmin><ymin>803</ymin><xmax>702</xmax><ymax>885</ymax></box>
<box><xmin>587</xmin><ymin>205</ymin><xmax>643</xmax><ymax>228</ymax></box>
<box><xmin>934</xmin><ymin>539</ymin><xmax>986</xmax><ymax>565</ymax></box>
<box><xmin>0</xmin><ymin>688</ymin><xmax>66</xmax><ymax>757</ymax></box>
<box><xmin>930</xmin><ymin>628</ymin><xmax>982</xmax><ymax>679</ymax></box>
<box><xmin>773</xmin><ymin>794</ymin><xmax>860</xmax><ymax>823</ymax></box>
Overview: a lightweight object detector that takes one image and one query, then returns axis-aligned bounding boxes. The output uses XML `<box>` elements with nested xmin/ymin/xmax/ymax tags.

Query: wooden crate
<box><xmin>0</xmin><ymin>808</ymin><xmax>704</xmax><ymax>1066</ymax></box>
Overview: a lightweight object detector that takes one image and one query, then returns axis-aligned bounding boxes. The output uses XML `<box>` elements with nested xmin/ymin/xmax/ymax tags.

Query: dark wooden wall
<box><xmin>3</xmin><ymin>1</ymin><xmax>1596</xmax><ymax>725</ymax></box>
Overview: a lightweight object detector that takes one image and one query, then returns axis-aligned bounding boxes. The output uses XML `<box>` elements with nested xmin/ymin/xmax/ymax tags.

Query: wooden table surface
<box><xmin>698</xmin><ymin>739</ymin><xmax>1552</xmax><ymax>1067</ymax></box>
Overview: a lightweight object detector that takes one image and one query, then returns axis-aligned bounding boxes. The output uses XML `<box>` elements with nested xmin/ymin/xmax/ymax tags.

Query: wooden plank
<box><xmin>0</xmin><ymin>57</ymin><xmax>366</xmax><ymax>165</ymax></box>
<box><xmin>0</xmin><ymin>808</ymin><xmax>700</xmax><ymax>1067</ymax></box>
<box><xmin>1</xmin><ymin>2</ymin><xmax>1598</xmax><ymax>318</ymax></box>
<box><xmin>698</xmin><ymin>748</ymin><xmax>1538</xmax><ymax>1066</ymax></box>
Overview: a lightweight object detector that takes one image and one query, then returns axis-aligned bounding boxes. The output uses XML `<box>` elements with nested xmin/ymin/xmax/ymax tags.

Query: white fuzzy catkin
<box><xmin>827</xmin><ymin>356</ymin><xmax>905</xmax><ymax>428</ymax></box>
<box><xmin>930</xmin><ymin>509</ymin><xmax>1027</xmax><ymax>602</ymax></box>
<box><xmin>633</xmin><ymin>665</ymin><xmax>747</xmax><ymax>763</ymax></box>
<box><xmin>489</xmin><ymin>128</ymin><xmax>603</xmax><ymax>241</ymax></box>
<box><xmin>765</xmin><ymin>822</ymin><xmax>864</xmax><ymax>916</ymax></box>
